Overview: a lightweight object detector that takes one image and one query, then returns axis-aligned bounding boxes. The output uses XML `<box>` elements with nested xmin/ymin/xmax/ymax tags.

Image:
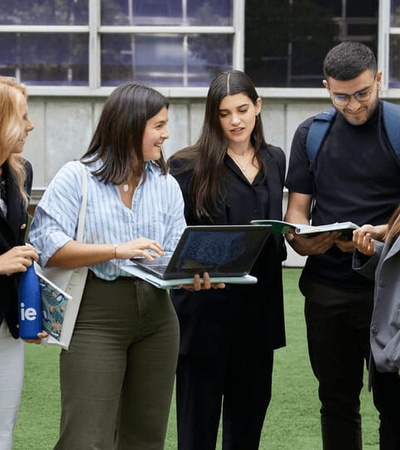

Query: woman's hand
<box><xmin>358</xmin><ymin>224</ymin><xmax>387</xmax><ymax>242</ymax></box>
<box><xmin>180</xmin><ymin>272</ymin><xmax>225</xmax><ymax>291</ymax></box>
<box><xmin>115</xmin><ymin>238</ymin><xmax>165</xmax><ymax>260</ymax></box>
<box><xmin>353</xmin><ymin>229</ymin><xmax>375</xmax><ymax>256</ymax></box>
<box><xmin>24</xmin><ymin>331</ymin><xmax>49</xmax><ymax>345</ymax></box>
<box><xmin>0</xmin><ymin>245</ymin><xmax>39</xmax><ymax>276</ymax></box>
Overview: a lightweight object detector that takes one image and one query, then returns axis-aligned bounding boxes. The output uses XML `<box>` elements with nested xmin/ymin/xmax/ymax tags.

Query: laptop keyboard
<box><xmin>147</xmin><ymin>264</ymin><xmax>168</xmax><ymax>275</ymax></box>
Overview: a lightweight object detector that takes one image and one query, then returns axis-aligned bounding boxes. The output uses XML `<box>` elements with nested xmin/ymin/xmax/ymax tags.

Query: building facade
<box><xmin>1</xmin><ymin>0</ymin><xmax>398</xmax><ymax>265</ymax></box>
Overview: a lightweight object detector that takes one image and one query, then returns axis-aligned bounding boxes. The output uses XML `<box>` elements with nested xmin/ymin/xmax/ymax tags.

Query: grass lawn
<box><xmin>14</xmin><ymin>268</ymin><xmax>379</xmax><ymax>449</ymax></box>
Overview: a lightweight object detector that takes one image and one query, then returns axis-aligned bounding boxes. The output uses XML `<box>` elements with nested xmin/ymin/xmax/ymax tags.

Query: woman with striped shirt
<box><xmin>30</xmin><ymin>82</ymin><xmax>200</xmax><ymax>450</ymax></box>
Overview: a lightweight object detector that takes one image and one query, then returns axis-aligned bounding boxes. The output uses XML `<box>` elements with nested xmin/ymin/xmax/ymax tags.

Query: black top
<box><xmin>169</xmin><ymin>145</ymin><xmax>287</xmax><ymax>356</ymax></box>
<box><xmin>285</xmin><ymin>101</ymin><xmax>400</xmax><ymax>288</ymax></box>
<box><xmin>0</xmin><ymin>160</ymin><xmax>33</xmax><ymax>338</ymax></box>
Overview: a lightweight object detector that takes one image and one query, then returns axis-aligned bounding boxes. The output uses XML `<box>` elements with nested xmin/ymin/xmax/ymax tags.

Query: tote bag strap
<box><xmin>76</xmin><ymin>162</ymin><xmax>88</xmax><ymax>242</ymax></box>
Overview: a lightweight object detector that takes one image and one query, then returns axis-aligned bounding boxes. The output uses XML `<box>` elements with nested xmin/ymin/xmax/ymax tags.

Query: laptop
<box><xmin>125</xmin><ymin>225</ymin><xmax>272</xmax><ymax>286</ymax></box>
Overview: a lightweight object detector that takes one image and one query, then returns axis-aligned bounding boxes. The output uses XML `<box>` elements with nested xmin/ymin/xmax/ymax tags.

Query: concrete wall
<box><xmin>23</xmin><ymin>94</ymin><xmax>332</xmax><ymax>267</ymax></box>
<box><xmin>24</xmin><ymin>94</ymin><xmax>333</xmax><ymax>186</ymax></box>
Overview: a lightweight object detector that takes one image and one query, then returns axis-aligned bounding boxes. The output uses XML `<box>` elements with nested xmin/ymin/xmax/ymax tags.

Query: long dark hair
<box><xmin>169</xmin><ymin>70</ymin><xmax>267</xmax><ymax>219</ymax></box>
<box><xmin>82</xmin><ymin>82</ymin><xmax>169</xmax><ymax>184</ymax></box>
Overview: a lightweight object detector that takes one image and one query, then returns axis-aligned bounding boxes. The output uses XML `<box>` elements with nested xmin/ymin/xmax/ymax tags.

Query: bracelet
<box><xmin>113</xmin><ymin>244</ymin><xmax>118</xmax><ymax>259</ymax></box>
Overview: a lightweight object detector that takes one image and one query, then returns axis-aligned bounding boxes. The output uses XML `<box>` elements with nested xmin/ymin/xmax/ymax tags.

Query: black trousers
<box><xmin>175</xmin><ymin>305</ymin><xmax>274</xmax><ymax>450</ymax></box>
<box><xmin>300</xmin><ymin>275</ymin><xmax>374</xmax><ymax>450</ymax></box>
<box><xmin>372</xmin><ymin>366</ymin><xmax>400</xmax><ymax>449</ymax></box>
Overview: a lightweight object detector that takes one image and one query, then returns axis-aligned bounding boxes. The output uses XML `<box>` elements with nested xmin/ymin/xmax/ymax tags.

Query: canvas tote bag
<box><xmin>34</xmin><ymin>162</ymin><xmax>89</xmax><ymax>349</ymax></box>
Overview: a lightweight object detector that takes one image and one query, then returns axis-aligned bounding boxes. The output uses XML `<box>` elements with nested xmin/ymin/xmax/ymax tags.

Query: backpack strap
<box><xmin>305</xmin><ymin>101</ymin><xmax>400</xmax><ymax>170</ymax></box>
<box><xmin>305</xmin><ymin>107</ymin><xmax>337</xmax><ymax>170</ymax></box>
<box><xmin>382</xmin><ymin>101</ymin><xmax>400</xmax><ymax>162</ymax></box>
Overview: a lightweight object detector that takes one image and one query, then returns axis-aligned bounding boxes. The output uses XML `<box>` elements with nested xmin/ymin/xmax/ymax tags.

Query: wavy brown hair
<box><xmin>82</xmin><ymin>82</ymin><xmax>169</xmax><ymax>184</ymax></box>
<box><xmin>0</xmin><ymin>77</ymin><xmax>29</xmax><ymax>207</ymax></box>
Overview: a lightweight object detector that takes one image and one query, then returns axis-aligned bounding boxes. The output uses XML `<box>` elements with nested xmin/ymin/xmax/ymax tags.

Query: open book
<box><xmin>251</xmin><ymin>220</ymin><xmax>359</xmax><ymax>238</ymax></box>
<box><xmin>36</xmin><ymin>270</ymin><xmax>74</xmax><ymax>349</ymax></box>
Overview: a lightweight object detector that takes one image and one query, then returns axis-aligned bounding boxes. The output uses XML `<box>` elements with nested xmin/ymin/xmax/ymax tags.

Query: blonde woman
<box><xmin>0</xmin><ymin>77</ymin><xmax>38</xmax><ymax>450</ymax></box>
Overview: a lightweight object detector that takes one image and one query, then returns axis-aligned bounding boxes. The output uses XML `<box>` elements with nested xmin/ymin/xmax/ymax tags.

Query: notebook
<box><xmin>121</xmin><ymin>224</ymin><xmax>272</xmax><ymax>288</ymax></box>
<box><xmin>251</xmin><ymin>219</ymin><xmax>359</xmax><ymax>239</ymax></box>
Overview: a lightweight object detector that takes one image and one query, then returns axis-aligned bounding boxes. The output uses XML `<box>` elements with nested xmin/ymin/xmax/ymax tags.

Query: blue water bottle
<box><xmin>18</xmin><ymin>264</ymin><xmax>42</xmax><ymax>339</ymax></box>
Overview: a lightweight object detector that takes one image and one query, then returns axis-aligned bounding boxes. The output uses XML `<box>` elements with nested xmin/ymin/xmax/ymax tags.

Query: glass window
<box><xmin>391</xmin><ymin>0</ymin><xmax>400</xmax><ymax>26</ymax></box>
<box><xmin>0</xmin><ymin>0</ymin><xmax>385</xmax><ymax>90</ymax></box>
<box><xmin>347</xmin><ymin>1</ymin><xmax>377</xmax><ymax>17</ymax></box>
<box><xmin>245</xmin><ymin>0</ymin><xmax>378</xmax><ymax>88</ymax></box>
<box><xmin>0</xmin><ymin>0</ymin><xmax>233</xmax><ymax>88</ymax></box>
<box><xmin>101</xmin><ymin>33</ymin><xmax>232</xmax><ymax>87</ymax></box>
<box><xmin>0</xmin><ymin>33</ymin><xmax>88</xmax><ymax>85</ymax></box>
<box><xmin>0</xmin><ymin>0</ymin><xmax>88</xmax><ymax>25</ymax></box>
<box><xmin>389</xmin><ymin>35</ymin><xmax>400</xmax><ymax>88</ymax></box>
<box><xmin>389</xmin><ymin>1</ymin><xmax>400</xmax><ymax>87</ymax></box>
<box><xmin>101</xmin><ymin>0</ymin><xmax>233</xmax><ymax>26</ymax></box>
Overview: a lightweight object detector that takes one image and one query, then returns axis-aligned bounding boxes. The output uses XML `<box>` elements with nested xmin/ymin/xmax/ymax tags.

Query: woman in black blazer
<box><xmin>168</xmin><ymin>70</ymin><xmax>286</xmax><ymax>450</ymax></box>
<box><xmin>0</xmin><ymin>77</ymin><xmax>38</xmax><ymax>450</ymax></box>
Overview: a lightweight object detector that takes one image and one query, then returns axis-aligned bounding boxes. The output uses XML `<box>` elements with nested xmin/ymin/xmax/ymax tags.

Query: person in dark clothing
<box><xmin>285</xmin><ymin>41</ymin><xmax>400</xmax><ymax>450</ymax></box>
<box><xmin>168</xmin><ymin>69</ymin><xmax>286</xmax><ymax>450</ymax></box>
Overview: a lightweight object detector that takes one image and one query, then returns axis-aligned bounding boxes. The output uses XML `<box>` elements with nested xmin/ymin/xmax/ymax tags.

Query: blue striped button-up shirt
<box><xmin>29</xmin><ymin>159</ymin><xmax>186</xmax><ymax>280</ymax></box>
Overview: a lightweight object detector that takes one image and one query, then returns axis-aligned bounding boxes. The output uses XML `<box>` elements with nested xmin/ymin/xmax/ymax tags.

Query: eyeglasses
<box><xmin>331</xmin><ymin>79</ymin><xmax>376</xmax><ymax>107</ymax></box>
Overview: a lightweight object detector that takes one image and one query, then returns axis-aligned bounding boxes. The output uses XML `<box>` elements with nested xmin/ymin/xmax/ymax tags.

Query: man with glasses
<box><xmin>284</xmin><ymin>41</ymin><xmax>400</xmax><ymax>450</ymax></box>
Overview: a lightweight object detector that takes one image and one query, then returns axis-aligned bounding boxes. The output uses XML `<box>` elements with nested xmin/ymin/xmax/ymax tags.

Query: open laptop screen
<box><xmin>133</xmin><ymin>225</ymin><xmax>272</xmax><ymax>279</ymax></box>
<box><xmin>172</xmin><ymin>227</ymin><xmax>266</xmax><ymax>275</ymax></box>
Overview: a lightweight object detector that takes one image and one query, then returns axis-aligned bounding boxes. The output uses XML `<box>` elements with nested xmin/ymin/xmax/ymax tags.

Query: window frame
<box><xmin>0</xmin><ymin>0</ymin><xmax>243</xmax><ymax>97</ymax></box>
<box><xmin>0</xmin><ymin>0</ymin><xmax>397</xmax><ymax>98</ymax></box>
<box><xmin>379</xmin><ymin>0</ymin><xmax>398</xmax><ymax>93</ymax></box>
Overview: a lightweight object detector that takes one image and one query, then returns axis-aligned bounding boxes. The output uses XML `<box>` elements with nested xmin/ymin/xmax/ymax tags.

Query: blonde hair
<box><xmin>0</xmin><ymin>77</ymin><xmax>29</xmax><ymax>207</ymax></box>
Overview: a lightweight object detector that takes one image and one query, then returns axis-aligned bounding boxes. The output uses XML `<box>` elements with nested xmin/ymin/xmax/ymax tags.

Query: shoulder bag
<box><xmin>34</xmin><ymin>162</ymin><xmax>89</xmax><ymax>350</ymax></box>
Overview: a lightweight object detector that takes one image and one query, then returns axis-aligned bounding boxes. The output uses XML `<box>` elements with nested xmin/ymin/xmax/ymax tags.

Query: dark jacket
<box><xmin>0</xmin><ymin>160</ymin><xmax>33</xmax><ymax>338</ymax></box>
<box><xmin>169</xmin><ymin>145</ymin><xmax>286</xmax><ymax>357</ymax></box>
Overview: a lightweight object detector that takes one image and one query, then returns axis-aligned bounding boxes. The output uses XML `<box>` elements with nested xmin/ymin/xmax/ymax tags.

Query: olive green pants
<box><xmin>54</xmin><ymin>273</ymin><xmax>179</xmax><ymax>450</ymax></box>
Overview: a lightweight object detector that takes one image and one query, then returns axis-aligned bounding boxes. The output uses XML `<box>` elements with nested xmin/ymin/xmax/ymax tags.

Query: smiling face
<box><xmin>141</xmin><ymin>106</ymin><xmax>169</xmax><ymax>161</ymax></box>
<box><xmin>323</xmin><ymin>69</ymin><xmax>381</xmax><ymax>126</ymax></box>
<box><xmin>12</xmin><ymin>91</ymin><xmax>34</xmax><ymax>155</ymax></box>
<box><xmin>218</xmin><ymin>93</ymin><xmax>261</xmax><ymax>149</ymax></box>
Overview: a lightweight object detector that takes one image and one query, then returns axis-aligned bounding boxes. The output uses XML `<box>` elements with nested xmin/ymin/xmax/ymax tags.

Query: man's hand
<box><xmin>334</xmin><ymin>235</ymin><xmax>355</xmax><ymax>253</ymax></box>
<box><xmin>286</xmin><ymin>231</ymin><xmax>341</xmax><ymax>256</ymax></box>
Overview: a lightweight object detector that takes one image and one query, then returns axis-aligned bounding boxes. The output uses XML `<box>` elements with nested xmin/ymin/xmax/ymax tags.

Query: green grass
<box><xmin>14</xmin><ymin>269</ymin><xmax>379</xmax><ymax>449</ymax></box>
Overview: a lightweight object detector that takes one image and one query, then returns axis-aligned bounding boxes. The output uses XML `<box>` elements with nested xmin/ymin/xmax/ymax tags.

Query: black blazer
<box><xmin>169</xmin><ymin>145</ymin><xmax>286</xmax><ymax>357</ymax></box>
<box><xmin>0</xmin><ymin>160</ymin><xmax>33</xmax><ymax>338</ymax></box>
